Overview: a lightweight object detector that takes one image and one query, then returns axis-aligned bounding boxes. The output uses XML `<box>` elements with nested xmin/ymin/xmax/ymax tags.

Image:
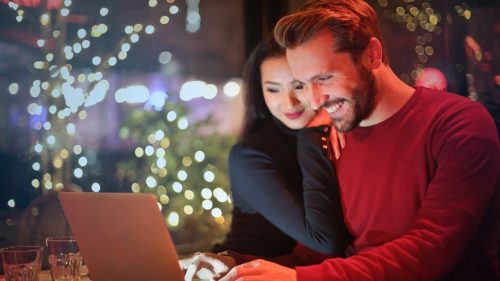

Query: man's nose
<box><xmin>310</xmin><ymin>85</ymin><xmax>328</xmax><ymax>110</ymax></box>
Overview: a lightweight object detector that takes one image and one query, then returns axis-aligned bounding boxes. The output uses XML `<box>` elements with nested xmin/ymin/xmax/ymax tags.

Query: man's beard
<box><xmin>332</xmin><ymin>65</ymin><xmax>377</xmax><ymax>132</ymax></box>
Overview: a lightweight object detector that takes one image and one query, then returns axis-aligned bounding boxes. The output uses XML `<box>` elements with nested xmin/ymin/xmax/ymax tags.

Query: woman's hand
<box><xmin>307</xmin><ymin>109</ymin><xmax>345</xmax><ymax>159</ymax></box>
<box><xmin>179</xmin><ymin>252</ymin><xmax>236</xmax><ymax>281</ymax></box>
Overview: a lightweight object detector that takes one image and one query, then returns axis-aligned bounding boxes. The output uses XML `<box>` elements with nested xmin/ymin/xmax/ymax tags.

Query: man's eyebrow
<box><xmin>299</xmin><ymin>72</ymin><xmax>331</xmax><ymax>83</ymax></box>
<box><xmin>310</xmin><ymin>72</ymin><xmax>332</xmax><ymax>80</ymax></box>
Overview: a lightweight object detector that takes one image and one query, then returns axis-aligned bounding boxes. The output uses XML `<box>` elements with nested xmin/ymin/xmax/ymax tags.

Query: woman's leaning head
<box><xmin>241</xmin><ymin>36</ymin><xmax>315</xmax><ymax>136</ymax></box>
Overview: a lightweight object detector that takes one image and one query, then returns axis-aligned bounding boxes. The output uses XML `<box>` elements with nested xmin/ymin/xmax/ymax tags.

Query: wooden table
<box><xmin>1</xmin><ymin>269</ymin><xmax>91</xmax><ymax>281</ymax></box>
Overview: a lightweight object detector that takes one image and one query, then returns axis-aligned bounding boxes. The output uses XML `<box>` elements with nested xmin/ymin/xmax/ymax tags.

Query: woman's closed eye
<box><xmin>265</xmin><ymin>87</ymin><xmax>280</xmax><ymax>93</ymax></box>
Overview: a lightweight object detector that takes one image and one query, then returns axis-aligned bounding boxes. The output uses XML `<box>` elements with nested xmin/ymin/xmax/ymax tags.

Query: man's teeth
<box><xmin>325</xmin><ymin>101</ymin><xmax>344</xmax><ymax>114</ymax></box>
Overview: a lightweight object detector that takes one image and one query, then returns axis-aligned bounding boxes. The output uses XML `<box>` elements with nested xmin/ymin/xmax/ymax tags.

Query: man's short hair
<box><xmin>274</xmin><ymin>0</ymin><xmax>388</xmax><ymax>64</ymax></box>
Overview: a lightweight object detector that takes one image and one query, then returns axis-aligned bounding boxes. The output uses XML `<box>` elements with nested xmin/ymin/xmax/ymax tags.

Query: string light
<box><xmin>3</xmin><ymin>0</ymin><xmax>234</xmax><ymax>240</ymax></box>
<box><xmin>378</xmin><ymin>1</ymin><xmax>442</xmax><ymax>84</ymax></box>
<box><xmin>8</xmin><ymin>83</ymin><xmax>19</xmax><ymax>95</ymax></box>
<box><xmin>91</xmin><ymin>183</ymin><xmax>101</xmax><ymax>192</ymax></box>
<box><xmin>186</xmin><ymin>0</ymin><xmax>201</xmax><ymax>33</ymax></box>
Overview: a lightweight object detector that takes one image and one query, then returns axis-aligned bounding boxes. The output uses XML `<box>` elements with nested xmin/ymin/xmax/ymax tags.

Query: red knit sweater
<box><xmin>296</xmin><ymin>87</ymin><xmax>500</xmax><ymax>280</ymax></box>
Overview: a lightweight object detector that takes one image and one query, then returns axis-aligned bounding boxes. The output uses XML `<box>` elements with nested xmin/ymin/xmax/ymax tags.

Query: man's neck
<box><xmin>359</xmin><ymin>65</ymin><xmax>415</xmax><ymax>127</ymax></box>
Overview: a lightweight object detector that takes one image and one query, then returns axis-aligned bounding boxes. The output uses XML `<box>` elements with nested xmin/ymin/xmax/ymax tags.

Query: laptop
<box><xmin>59</xmin><ymin>192</ymin><xmax>184</xmax><ymax>281</ymax></box>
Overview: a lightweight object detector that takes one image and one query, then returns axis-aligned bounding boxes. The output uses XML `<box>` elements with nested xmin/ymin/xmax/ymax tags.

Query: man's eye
<box><xmin>293</xmin><ymin>82</ymin><xmax>304</xmax><ymax>90</ymax></box>
<box><xmin>318</xmin><ymin>75</ymin><xmax>332</xmax><ymax>82</ymax></box>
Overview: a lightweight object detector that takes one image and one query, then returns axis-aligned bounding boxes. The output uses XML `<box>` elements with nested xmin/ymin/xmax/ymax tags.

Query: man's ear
<box><xmin>362</xmin><ymin>37</ymin><xmax>383</xmax><ymax>70</ymax></box>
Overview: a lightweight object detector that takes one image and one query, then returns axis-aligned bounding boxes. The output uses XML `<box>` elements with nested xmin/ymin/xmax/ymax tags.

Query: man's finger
<box><xmin>218</xmin><ymin>266</ymin><xmax>238</xmax><ymax>281</ymax></box>
<box><xmin>234</xmin><ymin>260</ymin><xmax>263</xmax><ymax>275</ymax></box>
<box><xmin>218</xmin><ymin>260</ymin><xmax>263</xmax><ymax>281</ymax></box>
<box><xmin>184</xmin><ymin>263</ymin><xmax>198</xmax><ymax>281</ymax></box>
<box><xmin>338</xmin><ymin>131</ymin><xmax>346</xmax><ymax>149</ymax></box>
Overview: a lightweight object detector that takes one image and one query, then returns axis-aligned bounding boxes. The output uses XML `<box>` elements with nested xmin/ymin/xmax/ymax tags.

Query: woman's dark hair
<box><xmin>239</xmin><ymin>36</ymin><xmax>286</xmax><ymax>140</ymax></box>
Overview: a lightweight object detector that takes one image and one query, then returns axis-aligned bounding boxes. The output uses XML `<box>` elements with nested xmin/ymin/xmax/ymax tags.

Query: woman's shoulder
<box><xmin>243</xmin><ymin>120</ymin><xmax>297</xmax><ymax>145</ymax></box>
<box><xmin>229</xmin><ymin>121</ymin><xmax>293</xmax><ymax>164</ymax></box>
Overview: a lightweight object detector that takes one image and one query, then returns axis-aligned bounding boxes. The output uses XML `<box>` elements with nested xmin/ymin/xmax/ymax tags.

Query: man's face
<box><xmin>286</xmin><ymin>29</ymin><xmax>376</xmax><ymax>132</ymax></box>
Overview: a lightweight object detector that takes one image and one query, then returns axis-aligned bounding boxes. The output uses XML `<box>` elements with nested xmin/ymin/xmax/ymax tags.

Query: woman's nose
<box><xmin>285</xmin><ymin>91</ymin><xmax>300</xmax><ymax>109</ymax></box>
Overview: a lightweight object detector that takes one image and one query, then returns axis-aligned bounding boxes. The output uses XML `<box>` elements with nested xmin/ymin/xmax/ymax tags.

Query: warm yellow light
<box><xmin>32</xmin><ymin>179</ymin><xmax>40</xmax><ymax>188</ymax></box>
<box><xmin>59</xmin><ymin>149</ymin><xmax>69</xmax><ymax>159</ymax></box>
<box><xmin>147</xmin><ymin>134</ymin><xmax>156</xmax><ymax>144</ymax></box>
<box><xmin>135</xmin><ymin>147</ymin><xmax>144</xmax><ymax>158</ymax></box>
<box><xmin>160</xmin><ymin>194</ymin><xmax>169</xmax><ymax>204</ymax></box>
<box><xmin>160</xmin><ymin>138</ymin><xmax>170</xmax><ymax>148</ymax></box>
<box><xmin>53</xmin><ymin>157</ymin><xmax>63</xmax><ymax>169</ymax></box>
<box><xmin>148</xmin><ymin>0</ymin><xmax>157</xmax><ymax>7</ymax></box>
<box><xmin>429</xmin><ymin>14</ymin><xmax>438</xmax><ymax>25</ymax></box>
<box><xmin>184</xmin><ymin>190</ymin><xmax>195</xmax><ymax>200</ymax></box>
<box><xmin>215</xmin><ymin>216</ymin><xmax>225</xmax><ymax>225</ymax></box>
<box><xmin>424</xmin><ymin>46</ymin><xmax>434</xmax><ymax>56</ymax></box>
<box><xmin>133</xmin><ymin>23</ymin><xmax>143</xmax><ymax>32</ymax></box>
<box><xmin>40</xmin><ymin>13</ymin><xmax>50</xmax><ymax>25</ymax></box>
<box><xmin>182</xmin><ymin>156</ymin><xmax>192</xmax><ymax>167</ymax></box>
<box><xmin>184</xmin><ymin>205</ymin><xmax>193</xmax><ymax>215</ymax></box>
<box><xmin>79</xmin><ymin>110</ymin><xmax>87</xmax><ymax>120</ymax></box>
<box><xmin>409</xmin><ymin>7</ymin><xmax>418</xmax><ymax>16</ymax></box>
<box><xmin>463</xmin><ymin>10</ymin><xmax>471</xmax><ymax>20</ymax></box>
<box><xmin>131</xmin><ymin>183</ymin><xmax>140</xmax><ymax>193</ymax></box>
<box><xmin>160</xmin><ymin>16</ymin><xmax>170</xmax><ymax>25</ymax></box>
<box><xmin>395</xmin><ymin>7</ymin><xmax>405</xmax><ymax>16</ymax></box>
<box><xmin>73</xmin><ymin>145</ymin><xmax>82</xmax><ymax>155</ymax></box>
<box><xmin>157</xmin><ymin>186</ymin><xmax>167</xmax><ymax>195</ymax></box>
<box><xmin>158</xmin><ymin>168</ymin><xmax>168</xmax><ymax>177</ymax></box>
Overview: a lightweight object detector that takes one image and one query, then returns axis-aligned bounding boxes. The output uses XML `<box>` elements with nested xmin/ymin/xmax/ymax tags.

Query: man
<box><xmin>183</xmin><ymin>1</ymin><xmax>499</xmax><ymax>280</ymax></box>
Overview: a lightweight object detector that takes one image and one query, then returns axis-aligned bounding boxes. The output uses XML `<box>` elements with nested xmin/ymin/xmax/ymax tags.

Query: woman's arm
<box><xmin>229</xmin><ymin>126</ymin><xmax>351</xmax><ymax>255</ymax></box>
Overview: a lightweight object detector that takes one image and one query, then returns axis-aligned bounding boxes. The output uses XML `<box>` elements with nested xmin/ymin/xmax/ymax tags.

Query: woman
<box><xmin>211</xmin><ymin>36</ymin><xmax>351</xmax><ymax>257</ymax></box>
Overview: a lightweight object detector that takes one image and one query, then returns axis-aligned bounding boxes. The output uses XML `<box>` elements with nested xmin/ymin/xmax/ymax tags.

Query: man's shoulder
<box><xmin>415</xmin><ymin>87</ymin><xmax>493</xmax><ymax>124</ymax></box>
<box><xmin>414</xmin><ymin>87</ymin><xmax>498</xmax><ymax>146</ymax></box>
<box><xmin>417</xmin><ymin>87</ymin><xmax>475</xmax><ymax>110</ymax></box>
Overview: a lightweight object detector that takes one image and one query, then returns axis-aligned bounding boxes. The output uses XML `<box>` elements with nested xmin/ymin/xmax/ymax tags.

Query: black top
<box><xmin>213</xmin><ymin>119</ymin><xmax>352</xmax><ymax>257</ymax></box>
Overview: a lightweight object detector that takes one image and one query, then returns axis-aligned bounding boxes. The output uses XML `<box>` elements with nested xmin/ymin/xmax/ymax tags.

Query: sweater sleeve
<box><xmin>296</xmin><ymin>104</ymin><xmax>500</xmax><ymax>280</ymax></box>
<box><xmin>229</xmin><ymin>125</ymin><xmax>350</xmax><ymax>255</ymax></box>
<box><xmin>225</xmin><ymin>243</ymin><xmax>333</xmax><ymax>267</ymax></box>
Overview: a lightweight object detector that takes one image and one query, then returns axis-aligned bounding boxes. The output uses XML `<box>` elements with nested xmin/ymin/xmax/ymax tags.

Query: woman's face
<box><xmin>260</xmin><ymin>56</ymin><xmax>316</xmax><ymax>129</ymax></box>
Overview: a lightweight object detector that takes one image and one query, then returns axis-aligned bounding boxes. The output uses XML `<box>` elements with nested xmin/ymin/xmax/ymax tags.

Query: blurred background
<box><xmin>0</xmin><ymin>0</ymin><xmax>498</xmax><ymax>264</ymax></box>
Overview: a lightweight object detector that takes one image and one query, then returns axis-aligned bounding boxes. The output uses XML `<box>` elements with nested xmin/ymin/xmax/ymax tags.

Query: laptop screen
<box><xmin>59</xmin><ymin>192</ymin><xmax>184</xmax><ymax>281</ymax></box>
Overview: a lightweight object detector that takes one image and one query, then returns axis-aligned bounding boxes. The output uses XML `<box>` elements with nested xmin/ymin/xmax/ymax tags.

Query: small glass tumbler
<box><xmin>45</xmin><ymin>236</ymin><xmax>82</xmax><ymax>281</ymax></box>
<box><xmin>1</xmin><ymin>246</ymin><xmax>43</xmax><ymax>281</ymax></box>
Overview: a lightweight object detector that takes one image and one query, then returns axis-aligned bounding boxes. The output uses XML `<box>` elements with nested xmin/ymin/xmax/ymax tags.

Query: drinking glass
<box><xmin>45</xmin><ymin>236</ymin><xmax>82</xmax><ymax>281</ymax></box>
<box><xmin>1</xmin><ymin>246</ymin><xmax>43</xmax><ymax>281</ymax></box>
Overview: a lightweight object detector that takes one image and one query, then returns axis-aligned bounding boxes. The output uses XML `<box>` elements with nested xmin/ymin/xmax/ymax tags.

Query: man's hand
<box><xmin>219</xmin><ymin>259</ymin><xmax>297</xmax><ymax>281</ymax></box>
<box><xmin>179</xmin><ymin>252</ymin><xmax>236</xmax><ymax>281</ymax></box>
<box><xmin>307</xmin><ymin>109</ymin><xmax>346</xmax><ymax>159</ymax></box>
